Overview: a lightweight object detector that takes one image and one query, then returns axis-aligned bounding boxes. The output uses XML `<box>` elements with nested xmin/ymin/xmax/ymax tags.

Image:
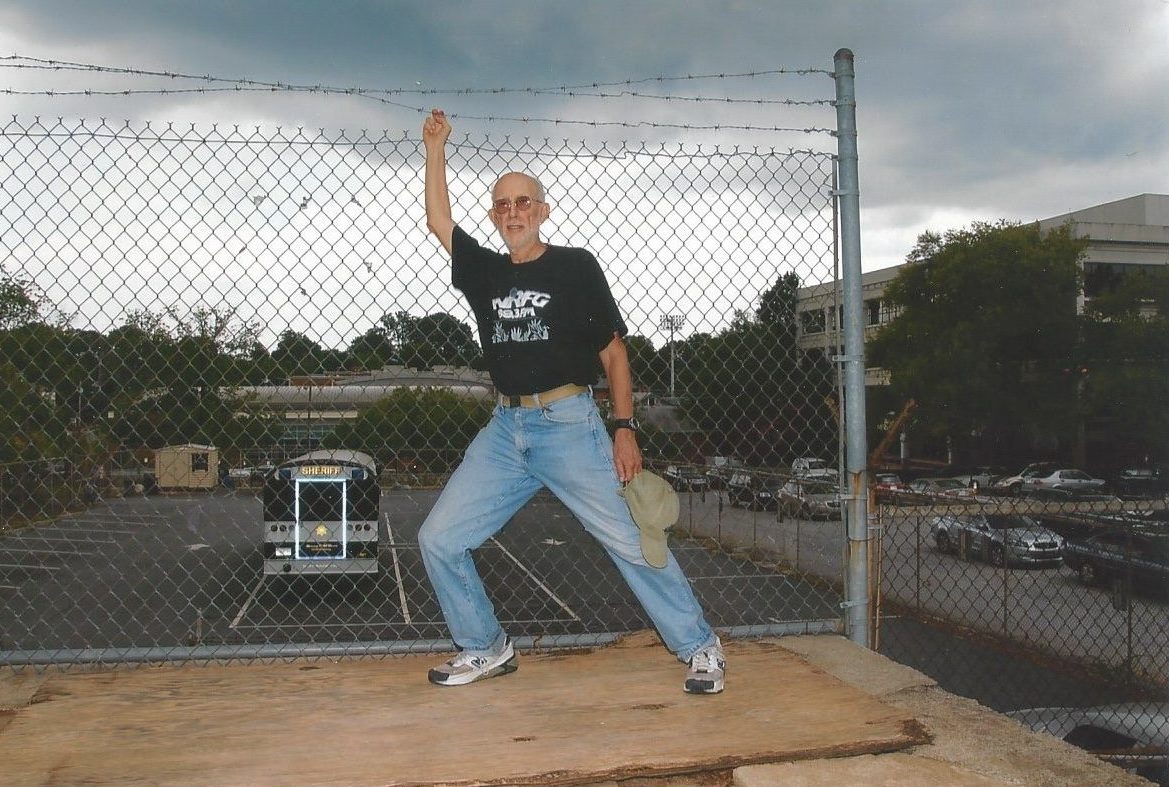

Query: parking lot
<box><xmin>0</xmin><ymin>487</ymin><xmax>841</xmax><ymax>663</ymax></box>
<box><xmin>2</xmin><ymin>485</ymin><xmax>1165</xmax><ymax>697</ymax></box>
<box><xmin>659</xmin><ymin>489</ymin><xmax>1169</xmax><ymax>689</ymax></box>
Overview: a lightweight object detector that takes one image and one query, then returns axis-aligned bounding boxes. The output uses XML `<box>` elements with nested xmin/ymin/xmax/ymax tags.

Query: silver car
<box><xmin>930</xmin><ymin>513</ymin><xmax>1064</xmax><ymax>566</ymax></box>
<box><xmin>776</xmin><ymin>478</ymin><xmax>842</xmax><ymax>519</ymax></box>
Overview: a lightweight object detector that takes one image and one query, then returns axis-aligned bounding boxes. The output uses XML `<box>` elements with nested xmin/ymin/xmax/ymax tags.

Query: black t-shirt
<box><xmin>451</xmin><ymin>226</ymin><xmax>628</xmax><ymax>395</ymax></box>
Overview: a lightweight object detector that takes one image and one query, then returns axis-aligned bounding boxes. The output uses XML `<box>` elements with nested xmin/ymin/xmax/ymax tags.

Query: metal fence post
<box><xmin>833</xmin><ymin>48</ymin><xmax>871</xmax><ymax>648</ymax></box>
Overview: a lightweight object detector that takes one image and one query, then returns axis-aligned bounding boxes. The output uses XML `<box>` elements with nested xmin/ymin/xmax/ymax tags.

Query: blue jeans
<box><xmin>417</xmin><ymin>391</ymin><xmax>716</xmax><ymax>662</ymax></box>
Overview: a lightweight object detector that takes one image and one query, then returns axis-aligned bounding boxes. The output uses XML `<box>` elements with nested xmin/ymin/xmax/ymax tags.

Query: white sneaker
<box><xmin>684</xmin><ymin>637</ymin><xmax>726</xmax><ymax>694</ymax></box>
<box><xmin>428</xmin><ymin>638</ymin><xmax>518</xmax><ymax>686</ymax></box>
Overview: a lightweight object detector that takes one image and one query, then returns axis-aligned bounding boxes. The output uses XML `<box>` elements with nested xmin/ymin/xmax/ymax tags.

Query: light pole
<box><xmin>659</xmin><ymin>314</ymin><xmax>685</xmax><ymax>399</ymax></box>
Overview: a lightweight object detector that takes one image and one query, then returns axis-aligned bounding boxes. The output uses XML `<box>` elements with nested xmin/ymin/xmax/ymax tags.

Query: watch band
<box><xmin>612</xmin><ymin>417</ymin><xmax>639</xmax><ymax>433</ymax></box>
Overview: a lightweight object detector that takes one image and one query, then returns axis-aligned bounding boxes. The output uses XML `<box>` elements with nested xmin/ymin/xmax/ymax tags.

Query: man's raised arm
<box><xmin>422</xmin><ymin>108</ymin><xmax>455</xmax><ymax>254</ymax></box>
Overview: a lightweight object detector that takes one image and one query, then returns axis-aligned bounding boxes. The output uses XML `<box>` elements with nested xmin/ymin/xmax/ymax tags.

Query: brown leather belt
<box><xmin>498</xmin><ymin>383</ymin><xmax>588</xmax><ymax>408</ymax></box>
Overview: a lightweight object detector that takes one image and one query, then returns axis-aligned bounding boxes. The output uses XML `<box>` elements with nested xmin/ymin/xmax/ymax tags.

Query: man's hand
<box><xmin>422</xmin><ymin>108</ymin><xmax>451</xmax><ymax>150</ymax></box>
<box><xmin>612</xmin><ymin>428</ymin><xmax>642</xmax><ymax>483</ymax></box>
<box><xmin>422</xmin><ymin>108</ymin><xmax>455</xmax><ymax>252</ymax></box>
<box><xmin>597</xmin><ymin>333</ymin><xmax>641</xmax><ymax>482</ymax></box>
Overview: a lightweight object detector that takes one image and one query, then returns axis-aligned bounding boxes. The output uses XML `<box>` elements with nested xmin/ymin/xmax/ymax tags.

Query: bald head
<box><xmin>492</xmin><ymin>171</ymin><xmax>546</xmax><ymax>202</ymax></box>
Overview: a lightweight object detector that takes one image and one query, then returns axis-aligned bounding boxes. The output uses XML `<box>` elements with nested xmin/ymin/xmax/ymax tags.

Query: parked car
<box><xmin>907</xmin><ymin>476</ymin><xmax>976</xmax><ymax>501</ymax></box>
<box><xmin>930</xmin><ymin>512</ymin><xmax>1064</xmax><ymax>566</ymax></box>
<box><xmin>776</xmin><ymin>478</ymin><xmax>842</xmax><ymax>519</ymax></box>
<box><xmin>991</xmin><ymin>462</ymin><xmax>1061</xmax><ymax>495</ymax></box>
<box><xmin>228</xmin><ymin>464</ymin><xmax>274</xmax><ymax>482</ymax></box>
<box><xmin>873</xmin><ymin>472</ymin><xmax>907</xmax><ymax>491</ymax></box>
<box><xmin>1037</xmin><ymin>501</ymin><xmax>1163</xmax><ymax>541</ymax></box>
<box><xmin>791</xmin><ymin>457</ymin><xmax>838</xmax><ymax>480</ymax></box>
<box><xmin>663</xmin><ymin>464</ymin><xmax>710</xmax><ymax>494</ymax></box>
<box><xmin>1007</xmin><ymin>703</ymin><xmax>1169</xmax><ymax>785</ymax></box>
<box><xmin>1061</xmin><ymin>528</ymin><xmax>1169</xmax><ymax>591</ymax></box>
<box><xmin>725</xmin><ymin>472</ymin><xmax>777</xmax><ymax>511</ymax></box>
<box><xmin>948</xmin><ymin>465</ymin><xmax>1010</xmax><ymax>491</ymax></box>
<box><xmin>1020</xmin><ymin>468</ymin><xmax>1107</xmax><ymax>495</ymax></box>
<box><xmin>872</xmin><ymin>472</ymin><xmax>908</xmax><ymax>502</ymax></box>
<box><xmin>1113</xmin><ymin>466</ymin><xmax>1165</xmax><ymax>498</ymax></box>
<box><xmin>703</xmin><ymin>456</ymin><xmax>745</xmax><ymax>490</ymax></box>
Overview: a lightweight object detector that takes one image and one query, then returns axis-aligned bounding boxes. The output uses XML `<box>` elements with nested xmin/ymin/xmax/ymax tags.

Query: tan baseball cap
<box><xmin>618</xmin><ymin>470</ymin><xmax>679</xmax><ymax>568</ymax></box>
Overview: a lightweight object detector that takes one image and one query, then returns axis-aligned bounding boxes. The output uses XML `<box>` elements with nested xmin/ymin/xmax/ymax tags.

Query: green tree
<box><xmin>272</xmin><ymin>330</ymin><xmax>327</xmax><ymax>378</ymax></box>
<box><xmin>1079</xmin><ymin>266</ymin><xmax>1169</xmax><ymax>466</ymax></box>
<box><xmin>756</xmin><ymin>271</ymin><xmax>801</xmax><ymax>340</ymax></box>
<box><xmin>346</xmin><ymin>325</ymin><xmax>397</xmax><ymax>371</ymax></box>
<box><xmin>388</xmin><ymin>312</ymin><xmax>480</xmax><ymax>370</ymax></box>
<box><xmin>0</xmin><ymin>268</ymin><xmax>44</xmax><ymax>329</ymax></box>
<box><xmin>868</xmin><ymin>221</ymin><xmax>1086</xmax><ymax>463</ymax></box>
<box><xmin>107</xmin><ymin>313</ymin><xmax>172</xmax><ymax>404</ymax></box>
<box><xmin>0</xmin><ymin>362</ymin><xmax>65</xmax><ymax>462</ymax></box>
<box><xmin>107</xmin><ymin>306</ymin><xmax>270</xmax><ymax>451</ymax></box>
<box><xmin>623</xmin><ymin>334</ymin><xmax>662</xmax><ymax>391</ymax></box>
<box><xmin>323</xmin><ymin>387</ymin><xmax>492</xmax><ymax>471</ymax></box>
<box><xmin>682</xmin><ymin>285</ymin><xmax>834</xmax><ymax>467</ymax></box>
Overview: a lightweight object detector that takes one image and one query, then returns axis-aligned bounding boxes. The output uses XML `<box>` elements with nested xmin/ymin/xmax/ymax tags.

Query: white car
<box><xmin>791</xmin><ymin>457</ymin><xmax>838</xmax><ymax>480</ymax></box>
<box><xmin>1021</xmin><ymin>468</ymin><xmax>1106</xmax><ymax>494</ymax></box>
<box><xmin>991</xmin><ymin>462</ymin><xmax>1061</xmax><ymax>495</ymax></box>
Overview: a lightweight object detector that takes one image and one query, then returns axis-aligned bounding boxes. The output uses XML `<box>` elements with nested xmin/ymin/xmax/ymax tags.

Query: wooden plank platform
<box><xmin>0</xmin><ymin>632</ymin><xmax>928</xmax><ymax>786</ymax></box>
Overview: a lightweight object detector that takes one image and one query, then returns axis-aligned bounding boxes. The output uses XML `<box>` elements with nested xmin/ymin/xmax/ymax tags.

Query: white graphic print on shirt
<box><xmin>491</xmin><ymin>287</ymin><xmax>551</xmax><ymax>344</ymax></box>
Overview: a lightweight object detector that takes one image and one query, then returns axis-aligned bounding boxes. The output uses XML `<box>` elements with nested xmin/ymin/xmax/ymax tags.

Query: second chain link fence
<box><xmin>1</xmin><ymin>116</ymin><xmax>846</xmax><ymax>666</ymax></box>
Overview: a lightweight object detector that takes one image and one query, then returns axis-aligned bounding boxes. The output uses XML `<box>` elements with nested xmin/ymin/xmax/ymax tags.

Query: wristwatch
<box><xmin>612</xmin><ymin>417</ymin><xmax>640</xmax><ymax>433</ymax></box>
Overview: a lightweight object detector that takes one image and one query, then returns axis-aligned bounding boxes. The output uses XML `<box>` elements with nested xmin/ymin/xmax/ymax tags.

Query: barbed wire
<box><xmin>1</xmin><ymin>54</ymin><xmax>836</xmax><ymax>135</ymax></box>
<box><xmin>0</xmin><ymin>117</ymin><xmax>836</xmax><ymax>159</ymax></box>
<box><xmin>1</xmin><ymin>55</ymin><xmax>834</xmax><ymax>89</ymax></box>
<box><xmin>0</xmin><ymin>84</ymin><xmax>831</xmax><ymax>107</ymax></box>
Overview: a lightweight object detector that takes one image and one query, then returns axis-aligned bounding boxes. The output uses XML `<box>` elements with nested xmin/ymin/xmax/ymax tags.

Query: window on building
<box><xmin>1082</xmin><ymin>261</ymin><xmax>1163</xmax><ymax>299</ymax></box>
<box><xmin>191</xmin><ymin>452</ymin><xmax>209</xmax><ymax>472</ymax></box>
<box><xmin>866</xmin><ymin>299</ymin><xmax>881</xmax><ymax>326</ymax></box>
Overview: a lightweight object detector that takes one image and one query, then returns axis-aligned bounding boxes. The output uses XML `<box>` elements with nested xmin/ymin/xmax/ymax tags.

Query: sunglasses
<box><xmin>491</xmin><ymin>196</ymin><xmax>544</xmax><ymax>215</ymax></box>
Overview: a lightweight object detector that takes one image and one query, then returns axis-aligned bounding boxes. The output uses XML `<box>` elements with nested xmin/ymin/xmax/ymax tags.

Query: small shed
<box><xmin>155</xmin><ymin>444</ymin><xmax>218</xmax><ymax>490</ymax></box>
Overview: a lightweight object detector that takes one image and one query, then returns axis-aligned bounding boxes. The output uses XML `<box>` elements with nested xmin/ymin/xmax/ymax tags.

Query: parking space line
<box><xmin>490</xmin><ymin>537</ymin><xmax>581</xmax><ymax>622</ymax></box>
<box><xmin>0</xmin><ymin>548</ymin><xmax>97</xmax><ymax>557</ymax></box>
<box><xmin>230</xmin><ymin>577</ymin><xmax>265</xmax><ymax>629</ymax></box>
<box><xmin>385</xmin><ymin>514</ymin><xmax>412</xmax><ymax>625</ymax></box>
<box><xmin>240</xmin><ymin>622</ymin><xmax>414</xmax><ymax>630</ymax></box>
<box><xmin>6</xmin><ymin>534</ymin><xmax>117</xmax><ymax>544</ymax></box>
<box><xmin>26</xmin><ymin>527</ymin><xmax>135</xmax><ymax>536</ymax></box>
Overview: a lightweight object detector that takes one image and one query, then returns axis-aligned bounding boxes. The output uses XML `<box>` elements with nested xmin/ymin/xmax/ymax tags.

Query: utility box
<box><xmin>155</xmin><ymin>444</ymin><xmax>218</xmax><ymax>490</ymax></box>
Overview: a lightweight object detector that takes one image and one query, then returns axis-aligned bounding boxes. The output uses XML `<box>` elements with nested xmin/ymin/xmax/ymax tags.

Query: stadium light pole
<box><xmin>659</xmin><ymin>314</ymin><xmax>685</xmax><ymax>399</ymax></box>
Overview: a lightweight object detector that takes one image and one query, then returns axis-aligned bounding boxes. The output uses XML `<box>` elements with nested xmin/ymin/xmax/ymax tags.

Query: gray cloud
<box><xmin>1</xmin><ymin>0</ymin><xmax>1165</xmax><ymax>269</ymax></box>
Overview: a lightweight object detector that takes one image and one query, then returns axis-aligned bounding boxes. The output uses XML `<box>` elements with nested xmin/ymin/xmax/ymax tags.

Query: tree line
<box><xmin>869</xmin><ymin>221</ymin><xmax>1168</xmax><ymax>473</ymax></box>
<box><xmin>1</xmin><ymin>264</ymin><xmax>829</xmax><ymax>471</ymax></box>
<box><xmin>4</xmin><ymin>218</ymin><xmax>1166</xmax><ymax>477</ymax></box>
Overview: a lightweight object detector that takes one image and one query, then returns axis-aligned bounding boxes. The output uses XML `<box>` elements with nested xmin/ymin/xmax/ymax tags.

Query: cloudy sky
<box><xmin>1</xmin><ymin>1</ymin><xmax>1166</xmax><ymax>346</ymax></box>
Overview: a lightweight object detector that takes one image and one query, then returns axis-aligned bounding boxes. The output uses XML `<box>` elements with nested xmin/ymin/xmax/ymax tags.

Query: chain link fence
<box><xmin>1</xmin><ymin>115</ymin><xmax>849</xmax><ymax>667</ymax></box>
<box><xmin>876</xmin><ymin>487</ymin><xmax>1169</xmax><ymax>780</ymax></box>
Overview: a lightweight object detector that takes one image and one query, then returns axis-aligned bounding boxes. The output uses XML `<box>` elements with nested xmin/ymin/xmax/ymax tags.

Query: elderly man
<box><xmin>418</xmin><ymin>108</ymin><xmax>725</xmax><ymax>694</ymax></box>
